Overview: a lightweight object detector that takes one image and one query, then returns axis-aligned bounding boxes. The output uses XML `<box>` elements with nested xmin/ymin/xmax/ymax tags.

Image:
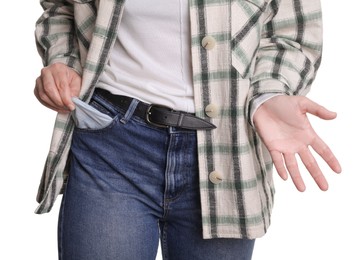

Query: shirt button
<box><xmin>201</xmin><ymin>36</ymin><xmax>216</xmax><ymax>50</ymax></box>
<box><xmin>205</xmin><ymin>104</ymin><xmax>219</xmax><ymax>118</ymax></box>
<box><xmin>209</xmin><ymin>171</ymin><xmax>223</xmax><ymax>184</ymax></box>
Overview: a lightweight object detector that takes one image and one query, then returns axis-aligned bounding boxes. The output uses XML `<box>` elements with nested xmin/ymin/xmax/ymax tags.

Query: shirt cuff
<box><xmin>249</xmin><ymin>93</ymin><xmax>284</xmax><ymax>126</ymax></box>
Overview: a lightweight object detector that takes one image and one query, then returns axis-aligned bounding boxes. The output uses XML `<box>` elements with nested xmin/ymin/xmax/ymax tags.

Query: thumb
<box><xmin>58</xmin><ymin>69</ymin><xmax>74</xmax><ymax>111</ymax></box>
<box><xmin>63</xmin><ymin>68</ymin><xmax>82</xmax><ymax>111</ymax></box>
<box><xmin>301</xmin><ymin>98</ymin><xmax>337</xmax><ymax>120</ymax></box>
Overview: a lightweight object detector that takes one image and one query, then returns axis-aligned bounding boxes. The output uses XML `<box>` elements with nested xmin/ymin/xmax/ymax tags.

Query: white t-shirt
<box><xmin>97</xmin><ymin>0</ymin><xmax>195</xmax><ymax>113</ymax></box>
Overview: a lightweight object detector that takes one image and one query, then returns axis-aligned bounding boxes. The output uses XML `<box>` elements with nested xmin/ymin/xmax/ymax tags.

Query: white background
<box><xmin>1</xmin><ymin>1</ymin><xmax>361</xmax><ymax>259</ymax></box>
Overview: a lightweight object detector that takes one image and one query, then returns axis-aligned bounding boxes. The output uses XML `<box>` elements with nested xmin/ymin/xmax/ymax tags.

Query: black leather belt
<box><xmin>95</xmin><ymin>88</ymin><xmax>216</xmax><ymax>130</ymax></box>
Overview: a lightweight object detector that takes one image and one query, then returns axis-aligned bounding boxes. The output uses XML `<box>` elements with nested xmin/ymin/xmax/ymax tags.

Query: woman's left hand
<box><xmin>253</xmin><ymin>95</ymin><xmax>342</xmax><ymax>191</ymax></box>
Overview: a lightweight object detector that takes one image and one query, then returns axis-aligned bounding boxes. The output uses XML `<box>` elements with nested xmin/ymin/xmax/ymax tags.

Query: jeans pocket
<box><xmin>72</xmin><ymin>97</ymin><xmax>114</xmax><ymax>130</ymax></box>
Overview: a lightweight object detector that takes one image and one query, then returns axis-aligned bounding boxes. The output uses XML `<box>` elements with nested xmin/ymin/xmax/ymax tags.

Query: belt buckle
<box><xmin>146</xmin><ymin>104</ymin><xmax>172</xmax><ymax>128</ymax></box>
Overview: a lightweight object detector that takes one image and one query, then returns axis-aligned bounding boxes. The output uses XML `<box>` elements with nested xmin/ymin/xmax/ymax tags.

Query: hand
<box><xmin>34</xmin><ymin>63</ymin><xmax>81</xmax><ymax>113</ymax></box>
<box><xmin>253</xmin><ymin>95</ymin><xmax>341</xmax><ymax>191</ymax></box>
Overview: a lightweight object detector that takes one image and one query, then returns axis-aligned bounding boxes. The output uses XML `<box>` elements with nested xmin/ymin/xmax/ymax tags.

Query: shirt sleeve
<box><xmin>249</xmin><ymin>93</ymin><xmax>284</xmax><ymax>126</ymax></box>
<box><xmin>246</xmin><ymin>0</ymin><xmax>323</xmax><ymax>124</ymax></box>
<box><xmin>35</xmin><ymin>0</ymin><xmax>82</xmax><ymax>74</ymax></box>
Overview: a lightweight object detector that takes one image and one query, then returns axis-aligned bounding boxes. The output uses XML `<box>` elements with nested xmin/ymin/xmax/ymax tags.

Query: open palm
<box><xmin>253</xmin><ymin>95</ymin><xmax>341</xmax><ymax>191</ymax></box>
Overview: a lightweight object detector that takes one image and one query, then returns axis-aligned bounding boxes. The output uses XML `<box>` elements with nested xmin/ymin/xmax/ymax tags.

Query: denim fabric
<box><xmin>58</xmin><ymin>91</ymin><xmax>255</xmax><ymax>260</ymax></box>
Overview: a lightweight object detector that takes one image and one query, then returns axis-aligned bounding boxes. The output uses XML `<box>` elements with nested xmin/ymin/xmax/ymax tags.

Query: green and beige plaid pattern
<box><xmin>35</xmin><ymin>0</ymin><xmax>322</xmax><ymax>239</ymax></box>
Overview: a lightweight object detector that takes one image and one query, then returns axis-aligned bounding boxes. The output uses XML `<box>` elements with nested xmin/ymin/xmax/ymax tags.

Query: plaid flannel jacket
<box><xmin>35</xmin><ymin>0</ymin><xmax>322</xmax><ymax>239</ymax></box>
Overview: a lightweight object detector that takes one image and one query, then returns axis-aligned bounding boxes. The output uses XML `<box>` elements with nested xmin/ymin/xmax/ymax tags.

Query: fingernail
<box><xmin>68</xmin><ymin>104</ymin><xmax>75</xmax><ymax>111</ymax></box>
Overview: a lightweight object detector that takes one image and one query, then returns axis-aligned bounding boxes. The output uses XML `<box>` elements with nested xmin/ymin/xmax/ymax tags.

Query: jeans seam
<box><xmin>92</xmin><ymin>91</ymin><xmax>121</xmax><ymax>115</ymax></box>
<box><xmin>161</xmin><ymin>222</ymin><xmax>169</xmax><ymax>260</ymax></box>
<box><xmin>120</xmin><ymin>99</ymin><xmax>139</xmax><ymax>124</ymax></box>
<box><xmin>58</xmin><ymin>181</ymin><xmax>69</xmax><ymax>260</ymax></box>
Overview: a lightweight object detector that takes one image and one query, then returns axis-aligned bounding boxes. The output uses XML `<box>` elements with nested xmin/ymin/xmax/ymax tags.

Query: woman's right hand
<box><xmin>34</xmin><ymin>63</ymin><xmax>82</xmax><ymax>113</ymax></box>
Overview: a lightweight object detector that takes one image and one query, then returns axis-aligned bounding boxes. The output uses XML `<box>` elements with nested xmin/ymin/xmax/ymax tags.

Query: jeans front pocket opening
<box><xmin>72</xmin><ymin>97</ymin><xmax>117</xmax><ymax>131</ymax></box>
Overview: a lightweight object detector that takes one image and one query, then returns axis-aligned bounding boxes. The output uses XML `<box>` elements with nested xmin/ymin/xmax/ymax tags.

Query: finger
<box><xmin>53</xmin><ymin>68</ymin><xmax>75</xmax><ymax>111</ymax></box>
<box><xmin>284</xmin><ymin>153</ymin><xmax>306</xmax><ymax>192</ymax></box>
<box><xmin>68</xmin><ymin>68</ymin><xmax>82</xmax><ymax>91</ymax></box>
<box><xmin>34</xmin><ymin>78</ymin><xmax>70</xmax><ymax>113</ymax></box>
<box><xmin>299</xmin><ymin>147</ymin><xmax>328</xmax><ymax>191</ymax></box>
<box><xmin>270</xmin><ymin>151</ymin><xmax>288</xmax><ymax>180</ymax></box>
<box><xmin>301</xmin><ymin>98</ymin><xmax>337</xmax><ymax>120</ymax></box>
<box><xmin>311</xmin><ymin>136</ymin><xmax>342</xmax><ymax>174</ymax></box>
<box><xmin>56</xmin><ymin>68</ymin><xmax>79</xmax><ymax>111</ymax></box>
<box><xmin>41</xmin><ymin>68</ymin><xmax>68</xmax><ymax>109</ymax></box>
<box><xmin>35</xmin><ymin>77</ymin><xmax>60</xmax><ymax>110</ymax></box>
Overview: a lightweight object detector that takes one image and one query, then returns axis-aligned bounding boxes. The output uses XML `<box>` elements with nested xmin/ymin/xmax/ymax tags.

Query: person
<box><xmin>34</xmin><ymin>0</ymin><xmax>341</xmax><ymax>259</ymax></box>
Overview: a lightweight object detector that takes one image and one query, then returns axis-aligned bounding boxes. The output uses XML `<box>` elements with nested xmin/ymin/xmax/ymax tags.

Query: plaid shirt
<box><xmin>35</xmin><ymin>0</ymin><xmax>322</xmax><ymax>239</ymax></box>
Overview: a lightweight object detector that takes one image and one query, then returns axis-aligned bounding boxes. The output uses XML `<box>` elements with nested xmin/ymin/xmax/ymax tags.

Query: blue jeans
<box><xmin>58</xmin><ymin>91</ymin><xmax>255</xmax><ymax>260</ymax></box>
